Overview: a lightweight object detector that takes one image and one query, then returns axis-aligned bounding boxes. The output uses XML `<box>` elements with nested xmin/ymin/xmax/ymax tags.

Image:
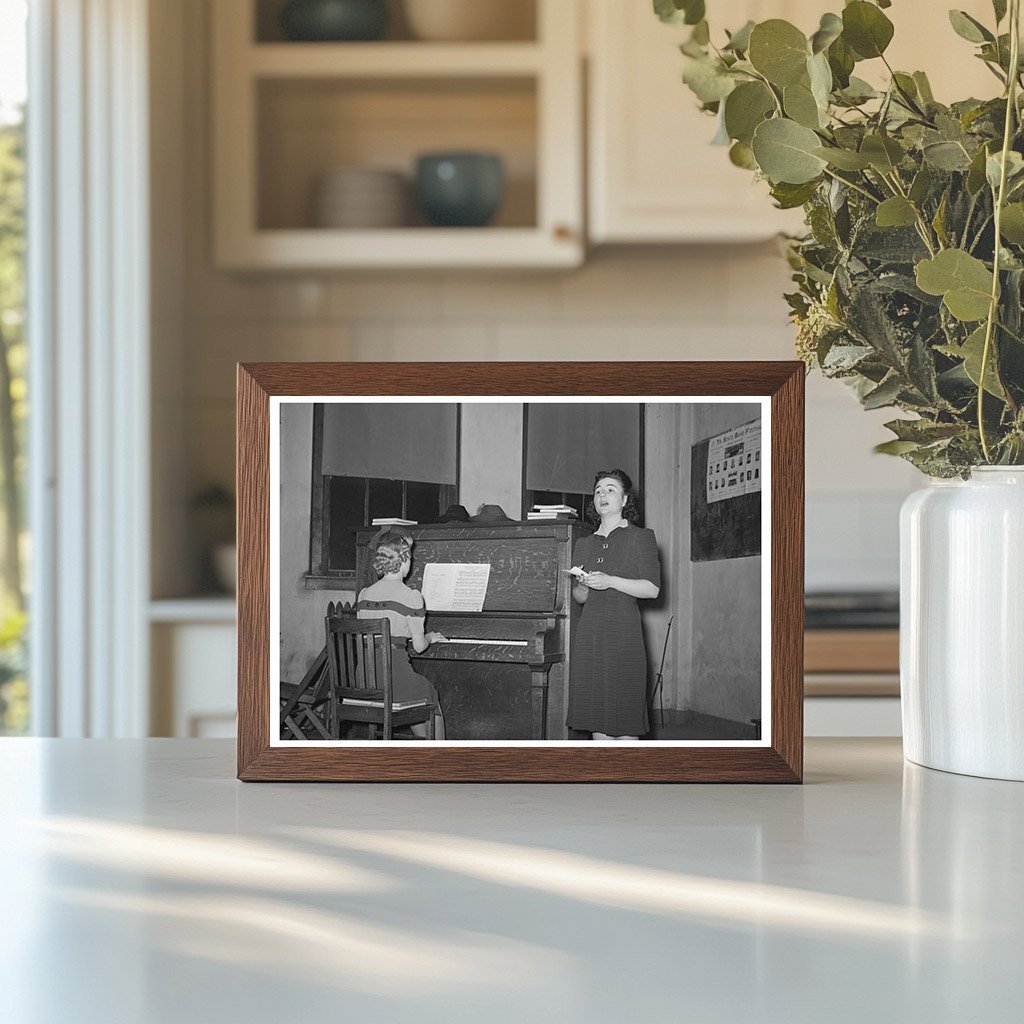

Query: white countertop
<box><xmin>1</xmin><ymin>738</ymin><xmax>1020</xmax><ymax>1023</ymax></box>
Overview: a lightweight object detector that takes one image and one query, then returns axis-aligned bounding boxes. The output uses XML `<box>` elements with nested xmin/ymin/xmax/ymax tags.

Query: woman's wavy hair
<box><xmin>584</xmin><ymin>468</ymin><xmax>642</xmax><ymax>526</ymax></box>
<box><xmin>370</xmin><ymin>526</ymin><xmax>414</xmax><ymax>579</ymax></box>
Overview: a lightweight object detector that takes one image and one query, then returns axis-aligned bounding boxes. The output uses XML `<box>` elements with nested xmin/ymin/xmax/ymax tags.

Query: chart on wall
<box><xmin>691</xmin><ymin>419</ymin><xmax>762</xmax><ymax>562</ymax></box>
<box><xmin>706</xmin><ymin>421</ymin><xmax>761</xmax><ymax>503</ymax></box>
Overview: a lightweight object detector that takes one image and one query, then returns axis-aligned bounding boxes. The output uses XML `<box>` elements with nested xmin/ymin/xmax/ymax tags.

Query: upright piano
<box><xmin>356</xmin><ymin>521</ymin><xmax>592</xmax><ymax>740</ymax></box>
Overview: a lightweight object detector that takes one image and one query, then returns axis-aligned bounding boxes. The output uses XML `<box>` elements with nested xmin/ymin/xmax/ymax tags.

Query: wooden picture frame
<box><xmin>238</xmin><ymin>362</ymin><xmax>804</xmax><ymax>782</ymax></box>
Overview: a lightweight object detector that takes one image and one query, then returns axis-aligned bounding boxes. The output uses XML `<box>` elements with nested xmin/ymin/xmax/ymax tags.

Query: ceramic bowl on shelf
<box><xmin>280</xmin><ymin>0</ymin><xmax>389</xmax><ymax>42</ymax></box>
<box><xmin>315</xmin><ymin>167</ymin><xmax>408</xmax><ymax>228</ymax></box>
<box><xmin>414</xmin><ymin>152</ymin><xmax>504</xmax><ymax>227</ymax></box>
<box><xmin>402</xmin><ymin>0</ymin><xmax>535</xmax><ymax>42</ymax></box>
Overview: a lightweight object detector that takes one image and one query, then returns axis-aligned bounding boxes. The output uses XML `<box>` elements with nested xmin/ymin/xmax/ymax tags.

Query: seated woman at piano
<box><xmin>356</xmin><ymin>527</ymin><xmax>447</xmax><ymax>739</ymax></box>
<box><xmin>568</xmin><ymin>469</ymin><xmax>661</xmax><ymax>740</ymax></box>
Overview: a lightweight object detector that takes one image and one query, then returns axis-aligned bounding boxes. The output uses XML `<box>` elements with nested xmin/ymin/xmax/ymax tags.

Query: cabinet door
<box><xmin>588</xmin><ymin>0</ymin><xmax>814</xmax><ymax>242</ymax></box>
<box><xmin>588</xmin><ymin>0</ymin><xmax>997</xmax><ymax>244</ymax></box>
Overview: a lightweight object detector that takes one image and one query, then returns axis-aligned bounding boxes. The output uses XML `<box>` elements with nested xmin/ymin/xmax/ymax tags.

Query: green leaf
<box><xmin>682</xmin><ymin>57</ymin><xmax>736</xmax><ymax>104</ymax></box>
<box><xmin>932</xmin><ymin>190</ymin><xmax>950</xmax><ymax>247</ymax></box>
<box><xmin>751</xmin><ymin>118</ymin><xmax>828</xmax><ymax>184</ymax></box>
<box><xmin>862</xmin><ymin>374</ymin><xmax>903</xmax><ymax>409</ymax></box>
<box><xmin>860</xmin><ymin>133</ymin><xmax>904</xmax><ymax>173</ymax></box>
<box><xmin>939</xmin><ymin>325</ymin><xmax>1006</xmax><ymax>398</ymax></box>
<box><xmin>691</xmin><ymin>19</ymin><xmax>710</xmax><ymax>45</ymax></box>
<box><xmin>748</xmin><ymin>20</ymin><xmax>809</xmax><ymax>87</ymax></box>
<box><xmin>828</xmin><ymin>36</ymin><xmax>856</xmax><ymax>89</ymax></box>
<box><xmin>967</xmin><ymin>144</ymin><xmax>991</xmax><ymax>194</ymax></box>
<box><xmin>770</xmin><ymin>180</ymin><xmax>820</xmax><ymax>209</ymax></box>
<box><xmin>729</xmin><ymin>140</ymin><xmax>757</xmax><ymax>169</ymax></box>
<box><xmin>842</xmin><ymin>1</ymin><xmax>895</xmax><ymax>59</ymax></box>
<box><xmin>874</xmin><ymin>439</ymin><xmax>922</xmax><ymax>455</ymax></box>
<box><xmin>922</xmin><ymin>140</ymin><xmax>973</xmax><ymax>171</ymax></box>
<box><xmin>876</xmin><ymin>197</ymin><xmax>918</xmax><ymax>228</ymax></box>
<box><xmin>948</xmin><ymin>10</ymin><xmax>994</xmax><ymax>44</ymax></box>
<box><xmin>884</xmin><ymin>418</ymin><xmax>964</xmax><ymax>443</ymax></box>
<box><xmin>784</xmin><ymin>80</ymin><xmax>824</xmax><ymax>129</ymax></box>
<box><xmin>1000</xmin><ymin>203</ymin><xmax>1024</xmax><ymax>244</ymax></box>
<box><xmin>993</xmin><ymin>0</ymin><xmax>1008</xmax><ymax>24</ymax></box>
<box><xmin>810</xmin><ymin>12</ymin><xmax>843</xmax><ymax>54</ymax></box>
<box><xmin>653</xmin><ymin>0</ymin><xmax>705</xmax><ymax>26</ymax></box>
<box><xmin>814</xmin><ymin>146</ymin><xmax>872</xmax><ymax>170</ymax></box>
<box><xmin>723</xmin><ymin>81</ymin><xmax>775</xmax><ymax>145</ymax></box>
<box><xmin>724</xmin><ymin>20</ymin><xmax>755</xmax><ymax>53</ymax></box>
<box><xmin>909</xmin><ymin>164</ymin><xmax>933</xmax><ymax>205</ymax></box>
<box><xmin>915</xmin><ymin>249</ymin><xmax>994</xmax><ymax>322</ymax></box>
<box><xmin>913</xmin><ymin>71</ymin><xmax>935</xmax><ymax>104</ymax></box>
<box><xmin>986</xmin><ymin>150</ymin><xmax>1024</xmax><ymax>191</ymax></box>
<box><xmin>808</xmin><ymin>52</ymin><xmax>833</xmax><ymax>110</ymax></box>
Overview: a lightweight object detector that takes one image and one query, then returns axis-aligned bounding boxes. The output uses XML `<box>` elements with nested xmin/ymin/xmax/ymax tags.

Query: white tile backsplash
<box><xmin>181</xmin><ymin>248</ymin><xmax>920</xmax><ymax>593</ymax></box>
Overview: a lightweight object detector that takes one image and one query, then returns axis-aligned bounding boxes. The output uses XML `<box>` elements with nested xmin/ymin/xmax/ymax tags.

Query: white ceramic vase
<box><xmin>900</xmin><ymin>467</ymin><xmax>1024</xmax><ymax>780</ymax></box>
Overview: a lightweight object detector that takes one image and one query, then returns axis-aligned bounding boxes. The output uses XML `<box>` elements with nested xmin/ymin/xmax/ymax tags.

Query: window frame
<box><xmin>306</xmin><ymin>403</ymin><xmax>461</xmax><ymax>588</ymax></box>
<box><xmin>521</xmin><ymin>403</ymin><xmax>646</xmax><ymax>522</ymax></box>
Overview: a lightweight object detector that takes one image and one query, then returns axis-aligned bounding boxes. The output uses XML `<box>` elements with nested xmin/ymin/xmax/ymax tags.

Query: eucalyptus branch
<box><xmin>978</xmin><ymin>0</ymin><xmax>1021</xmax><ymax>461</ymax></box>
<box><xmin>822</xmin><ymin>167</ymin><xmax>881</xmax><ymax>205</ymax></box>
<box><xmin>969</xmin><ymin>213</ymin><xmax>994</xmax><ymax>254</ymax></box>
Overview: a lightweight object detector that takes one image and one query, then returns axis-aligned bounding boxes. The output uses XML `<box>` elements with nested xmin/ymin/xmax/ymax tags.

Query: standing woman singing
<box><xmin>567</xmin><ymin>469</ymin><xmax>661</xmax><ymax>740</ymax></box>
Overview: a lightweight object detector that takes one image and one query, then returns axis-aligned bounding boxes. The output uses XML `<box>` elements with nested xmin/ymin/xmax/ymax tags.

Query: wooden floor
<box><xmin>647</xmin><ymin>711</ymin><xmax>758</xmax><ymax>741</ymax></box>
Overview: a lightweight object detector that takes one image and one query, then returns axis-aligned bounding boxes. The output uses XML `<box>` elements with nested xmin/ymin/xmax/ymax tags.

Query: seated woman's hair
<box><xmin>585</xmin><ymin>468</ymin><xmax>642</xmax><ymax>525</ymax></box>
<box><xmin>370</xmin><ymin>526</ymin><xmax>413</xmax><ymax>578</ymax></box>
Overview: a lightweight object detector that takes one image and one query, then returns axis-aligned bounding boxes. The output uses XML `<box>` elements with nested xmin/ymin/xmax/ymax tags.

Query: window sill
<box><xmin>303</xmin><ymin>574</ymin><xmax>357</xmax><ymax>592</ymax></box>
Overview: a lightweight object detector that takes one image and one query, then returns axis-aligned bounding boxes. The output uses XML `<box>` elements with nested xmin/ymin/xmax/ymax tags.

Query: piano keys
<box><xmin>356</xmin><ymin>521</ymin><xmax>592</xmax><ymax>740</ymax></box>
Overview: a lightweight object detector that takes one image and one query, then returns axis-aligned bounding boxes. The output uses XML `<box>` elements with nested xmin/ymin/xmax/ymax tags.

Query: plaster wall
<box><xmin>689</xmin><ymin>404</ymin><xmax>763</xmax><ymax>724</ymax></box>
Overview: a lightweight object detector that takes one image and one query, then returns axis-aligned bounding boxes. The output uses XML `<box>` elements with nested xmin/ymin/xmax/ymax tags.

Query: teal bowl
<box><xmin>281</xmin><ymin>0</ymin><xmax>388</xmax><ymax>42</ymax></box>
<box><xmin>415</xmin><ymin>153</ymin><xmax>505</xmax><ymax>228</ymax></box>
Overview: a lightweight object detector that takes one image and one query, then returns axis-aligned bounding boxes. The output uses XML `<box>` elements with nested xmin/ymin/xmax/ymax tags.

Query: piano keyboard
<box><xmin>439</xmin><ymin>638</ymin><xmax>529</xmax><ymax>646</ymax></box>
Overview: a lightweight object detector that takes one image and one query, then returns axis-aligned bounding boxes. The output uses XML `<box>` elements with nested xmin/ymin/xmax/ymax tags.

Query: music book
<box><xmin>371</xmin><ymin>517</ymin><xmax>418</xmax><ymax>526</ymax></box>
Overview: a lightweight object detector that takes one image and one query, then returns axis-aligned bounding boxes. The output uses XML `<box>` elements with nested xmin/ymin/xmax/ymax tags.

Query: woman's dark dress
<box><xmin>567</xmin><ymin>524</ymin><xmax>661</xmax><ymax>736</ymax></box>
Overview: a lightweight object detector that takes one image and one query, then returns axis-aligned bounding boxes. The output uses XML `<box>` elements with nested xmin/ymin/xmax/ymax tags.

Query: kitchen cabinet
<box><xmin>150</xmin><ymin>601</ymin><xmax>237</xmax><ymax>737</ymax></box>
<box><xmin>587</xmin><ymin>0</ymin><xmax>811</xmax><ymax>243</ymax></box>
<box><xmin>586</xmin><ymin>0</ymin><xmax>999</xmax><ymax>244</ymax></box>
<box><xmin>211</xmin><ymin>0</ymin><xmax>583</xmax><ymax>269</ymax></box>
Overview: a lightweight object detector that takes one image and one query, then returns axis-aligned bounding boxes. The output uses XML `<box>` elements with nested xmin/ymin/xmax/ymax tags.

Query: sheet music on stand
<box><xmin>421</xmin><ymin>563</ymin><xmax>491</xmax><ymax>612</ymax></box>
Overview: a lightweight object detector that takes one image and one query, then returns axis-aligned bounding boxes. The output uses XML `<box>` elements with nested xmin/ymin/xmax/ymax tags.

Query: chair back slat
<box><xmin>324</xmin><ymin>612</ymin><xmax>399</xmax><ymax>737</ymax></box>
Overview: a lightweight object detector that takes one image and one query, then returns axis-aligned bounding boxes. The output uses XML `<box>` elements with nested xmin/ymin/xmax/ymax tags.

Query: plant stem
<box><xmin>979</xmin><ymin>0</ymin><xmax>1021</xmax><ymax>462</ymax></box>
<box><xmin>884</xmin><ymin>170</ymin><xmax>939</xmax><ymax>255</ymax></box>
<box><xmin>822</xmin><ymin>167</ymin><xmax>880</xmax><ymax>205</ymax></box>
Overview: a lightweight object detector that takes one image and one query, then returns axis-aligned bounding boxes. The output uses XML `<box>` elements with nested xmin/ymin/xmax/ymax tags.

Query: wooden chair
<box><xmin>324</xmin><ymin>610</ymin><xmax>435</xmax><ymax>740</ymax></box>
<box><xmin>280</xmin><ymin>648</ymin><xmax>331</xmax><ymax>740</ymax></box>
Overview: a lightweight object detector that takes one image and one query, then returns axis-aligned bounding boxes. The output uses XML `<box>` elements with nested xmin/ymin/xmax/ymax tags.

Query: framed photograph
<box><xmin>237</xmin><ymin>362</ymin><xmax>804</xmax><ymax>782</ymax></box>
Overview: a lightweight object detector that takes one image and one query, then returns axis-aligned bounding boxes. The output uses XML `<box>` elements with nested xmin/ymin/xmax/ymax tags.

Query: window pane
<box><xmin>405</xmin><ymin>480</ymin><xmax>441</xmax><ymax>524</ymax></box>
<box><xmin>567</xmin><ymin>493</ymin><xmax>586</xmax><ymax>519</ymax></box>
<box><xmin>0</xmin><ymin>0</ymin><xmax>28</xmax><ymax>735</ymax></box>
<box><xmin>531</xmin><ymin>490</ymin><xmax>561</xmax><ymax>507</ymax></box>
<box><xmin>367</xmin><ymin>477</ymin><xmax>403</xmax><ymax>522</ymax></box>
<box><xmin>327</xmin><ymin>477</ymin><xmax>365</xmax><ymax>573</ymax></box>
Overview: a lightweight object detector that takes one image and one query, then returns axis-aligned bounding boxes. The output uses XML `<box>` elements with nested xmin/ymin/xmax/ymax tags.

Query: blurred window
<box><xmin>0</xmin><ymin>0</ymin><xmax>28</xmax><ymax>735</ymax></box>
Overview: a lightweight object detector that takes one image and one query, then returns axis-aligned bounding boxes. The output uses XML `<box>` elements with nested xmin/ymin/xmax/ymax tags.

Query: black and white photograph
<box><xmin>272</xmin><ymin>397</ymin><xmax>769</xmax><ymax>745</ymax></box>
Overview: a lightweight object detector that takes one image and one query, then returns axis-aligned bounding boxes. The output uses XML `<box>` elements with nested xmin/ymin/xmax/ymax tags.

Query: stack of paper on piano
<box><xmin>371</xmin><ymin>517</ymin><xmax>418</xmax><ymax>526</ymax></box>
<box><xmin>527</xmin><ymin>504</ymin><xmax>578</xmax><ymax>520</ymax></box>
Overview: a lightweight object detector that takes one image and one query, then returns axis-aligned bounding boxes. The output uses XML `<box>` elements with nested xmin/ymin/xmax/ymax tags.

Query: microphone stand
<box><xmin>651</xmin><ymin>615</ymin><xmax>673</xmax><ymax>728</ymax></box>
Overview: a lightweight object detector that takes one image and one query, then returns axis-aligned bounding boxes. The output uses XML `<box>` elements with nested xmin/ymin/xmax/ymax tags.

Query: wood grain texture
<box><xmin>236</xmin><ymin>361</ymin><xmax>805</xmax><ymax>783</ymax></box>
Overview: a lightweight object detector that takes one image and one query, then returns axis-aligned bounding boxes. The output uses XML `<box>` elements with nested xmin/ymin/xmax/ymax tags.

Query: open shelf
<box><xmin>257</xmin><ymin>77</ymin><xmax>537</xmax><ymax>232</ymax></box>
<box><xmin>249</xmin><ymin>42</ymin><xmax>544</xmax><ymax>77</ymax></box>
<box><xmin>254</xmin><ymin>0</ymin><xmax>539</xmax><ymax>45</ymax></box>
<box><xmin>213</xmin><ymin>0</ymin><xmax>582</xmax><ymax>268</ymax></box>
